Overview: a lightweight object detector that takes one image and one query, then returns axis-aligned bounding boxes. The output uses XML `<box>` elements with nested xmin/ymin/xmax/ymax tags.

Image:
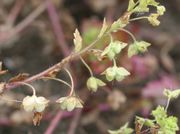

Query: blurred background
<box><xmin>0</xmin><ymin>0</ymin><xmax>180</xmax><ymax>134</ymax></box>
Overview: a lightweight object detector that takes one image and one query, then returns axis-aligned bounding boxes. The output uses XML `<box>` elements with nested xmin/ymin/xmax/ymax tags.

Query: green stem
<box><xmin>41</xmin><ymin>76</ymin><xmax>72</xmax><ymax>89</ymax></box>
<box><xmin>165</xmin><ymin>98</ymin><xmax>171</xmax><ymax>111</ymax></box>
<box><xmin>64</xmin><ymin>68</ymin><xmax>74</xmax><ymax>96</ymax></box>
<box><xmin>17</xmin><ymin>81</ymin><xmax>36</xmax><ymax>96</ymax></box>
<box><xmin>80</xmin><ymin>56</ymin><xmax>93</xmax><ymax>77</ymax></box>
<box><xmin>129</xmin><ymin>16</ymin><xmax>148</xmax><ymax>21</ymax></box>
<box><xmin>113</xmin><ymin>59</ymin><xmax>117</xmax><ymax>67</ymax></box>
<box><xmin>109</xmin><ymin>34</ymin><xmax>113</xmax><ymax>42</ymax></box>
<box><xmin>0</xmin><ymin>96</ymin><xmax>22</xmax><ymax>103</ymax></box>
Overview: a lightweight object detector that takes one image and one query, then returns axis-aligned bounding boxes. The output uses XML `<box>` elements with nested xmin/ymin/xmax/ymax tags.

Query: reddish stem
<box><xmin>6</xmin><ymin>0</ymin><xmax>25</xmax><ymax>25</ymax></box>
<box><xmin>0</xmin><ymin>2</ymin><xmax>46</xmax><ymax>44</ymax></box>
<box><xmin>44</xmin><ymin>111</ymin><xmax>64</xmax><ymax>134</ymax></box>
<box><xmin>67</xmin><ymin>109</ymin><xmax>83</xmax><ymax>134</ymax></box>
<box><xmin>46</xmin><ymin>0</ymin><xmax>70</xmax><ymax>56</ymax></box>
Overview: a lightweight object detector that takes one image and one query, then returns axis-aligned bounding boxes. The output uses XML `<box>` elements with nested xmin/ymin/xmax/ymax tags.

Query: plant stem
<box><xmin>80</xmin><ymin>56</ymin><xmax>93</xmax><ymax>76</ymax></box>
<box><xmin>42</xmin><ymin>77</ymin><xmax>72</xmax><ymax>89</ymax></box>
<box><xmin>46</xmin><ymin>0</ymin><xmax>70</xmax><ymax>56</ymax></box>
<box><xmin>119</xmin><ymin>28</ymin><xmax>137</xmax><ymax>42</ymax></box>
<box><xmin>129</xmin><ymin>16</ymin><xmax>148</xmax><ymax>22</ymax></box>
<box><xmin>4</xmin><ymin>11</ymin><xmax>130</xmax><ymax>91</ymax></box>
<box><xmin>64</xmin><ymin>69</ymin><xmax>74</xmax><ymax>96</ymax></box>
<box><xmin>0</xmin><ymin>96</ymin><xmax>22</xmax><ymax>103</ymax></box>
<box><xmin>44</xmin><ymin>111</ymin><xmax>64</xmax><ymax>134</ymax></box>
<box><xmin>113</xmin><ymin>59</ymin><xmax>117</xmax><ymax>67</ymax></box>
<box><xmin>17</xmin><ymin>82</ymin><xmax>36</xmax><ymax>96</ymax></box>
<box><xmin>165</xmin><ymin>98</ymin><xmax>171</xmax><ymax>111</ymax></box>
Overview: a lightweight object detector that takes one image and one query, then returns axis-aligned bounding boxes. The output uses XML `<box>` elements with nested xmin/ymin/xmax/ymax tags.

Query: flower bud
<box><xmin>128</xmin><ymin>41</ymin><xmax>151</xmax><ymax>57</ymax></box>
<box><xmin>148</xmin><ymin>13</ymin><xmax>160</xmax><ymax>26</ymax></box>
<box><xmin>103</xmin><ymin>66</ymin><xmax>130</xmax><ymax>82</ymax></box>
<box><xmin>157</xmin><ymin>5</ymin><xmax>166</xmax><ymax>15</ymax></box>
<box><xmin>101</xmin><ymin>41</ymin><xmax>127</xmax><ymax>60</ymax></box>
<box><xmin>115</xmin><ymin>67</ymin><xmax>130</xmax><ymax>81</ymax></box>
<box><xmin>56</xmin><ymin>96</ymin><xmax>83</xmax><ymax>111</ymax></box>
<box><xmin>86</xmin><ymin>77</ymin><xmax>106</xmax><ymax>92</ymax></box>
<box><xmin>22</xmin><ymin>95</ymin><xmax>49</xmax><ymax>112</ymax></box>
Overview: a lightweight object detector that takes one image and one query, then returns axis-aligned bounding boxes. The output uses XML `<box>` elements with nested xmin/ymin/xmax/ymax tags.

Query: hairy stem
<box><xmin>80</xmin><ymin>56</ymin><xmax>93</xmax><ymax>76</ymax></box>
<box><xmin>64</xmin><ymin>69</ymin><xmax>74</xmax><ymax>96</ymax></box>
<box><xmin>41</xmin><ymin>77</ymin><xmax>72</xmax><ymax>89</ymax></box>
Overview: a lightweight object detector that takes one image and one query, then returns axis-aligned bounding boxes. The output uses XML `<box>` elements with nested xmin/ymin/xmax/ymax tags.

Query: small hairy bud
<box><xmin>157</xmin><ymin>5</ymin><xmax>166</xmax><ymax>15</ymax></box>
<box><xmin>22</xmin><ymin>95</ymin><xmax>49</xmax><ymax>112</ymax></box>
<box><xmin>101</xmin><ymin>41</ymin><xmax>127</xmax><ymax>60</ymax></box>
<box><xmin>148</xmin><ymin>13</ymin><xmax>160</xmax><ymax>26</ymax></box>
<box><xmin>128</xmin><ymin>41</ymin><xmax>151</xmax><ymax>57</ymax></box>
<box><xmin>56</xmin><ymin>96</ymin><xmax>83</xmax><ymax>111</ymax></box>
<box><xmin>102</xmin><ymin>66</ymin><xmax>130</xmax><ymax>82</ymax></box>
<box><xmin>86</xmin><ymin>77</ymin><xmax>106</xmax><ymax>92</ymax></box>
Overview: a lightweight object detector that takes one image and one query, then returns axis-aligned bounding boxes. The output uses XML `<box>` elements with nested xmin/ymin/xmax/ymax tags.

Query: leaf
<box><xmin>73</xmin><ymin>29</ymin><xmax>82</xmax><ymax>52</ymax></box>
<box><xmin>163</xmin><ymin>89</ymin><xmax>180</xmax><ymax>99</ymax></box>
<box><xmin>98</xmin><ymin>18</ymin><xmax>108</xmax><ymax>38</ymax></box>
<box><xmin>159</xmin><ymin>116</ymin><xmax>179</xmax><ymax>134</ymax></box>
<box><xmin>157</xmin><ymin>5</ymin><xmax>166</xmax><ymax>15</ymax></box>
<box><xmin>128</xmin><ymin>0</ymin><xmax>136</xmax><ymax>11</ymax></box>
<box><xmin>147</xmin><ymin>0</ymin><xmax>159</xmax><ymax>6</ymax></box>
<box><xmin>9</xmin><ymin>73</ymin><xmax>29</xmax><ymax>83</ymax></box>
<box><xmin>136</xmin><ymin>116</ymin><xmax>154</xmax><ymax>128</ymax></box>
<box><xmin>110</xmin><ymin>19</ymin><xmax>127</xmax><ymax>32</ymax></box>
<box><xmin>152</xmin><ymin>106</ymin><xmax>167</xmax><ymax>120</ymax></box>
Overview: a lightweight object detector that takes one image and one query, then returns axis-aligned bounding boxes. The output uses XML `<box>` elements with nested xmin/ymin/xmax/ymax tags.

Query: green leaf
<box><xmin>128</xmin><ymin>0</ymin><xmax>136</xmax><ymax>12</ymax></box>
<box><xmin>152</xmin><ymin>106</ymin><xmax>167</xmax><ymax>120</ymax></box>
<box><xmin>147</xmin><ymin>0</ymin><xmax>159</xmax><ymax>6</ymax></box>
<box><xmin>159</xmin><ymin>116</ymin><xmax>179</xmax><ymax>134</ymax></box>
<box><xmin>73</xmin><ymin>29</ymin><xmax>82</xmax><ymax>52</ymax></box>
<box><xmin>110</xmin><ymin>19</ymin><xmax>127</xmax><ymax>32</ymax></box>
<box><xmin>133</xmin><ymin>0</ymin><xmax>149</xmax><ymax>13</ymax></box>
<box><xmin>157</xmin><ymin>5</ymin><xmax>166</xmax><ymax>15</ymax></box>
<box><xmin>164</xmin><ymin>89</ymin><xmax>180</xmax><ymax>99</ymax></box>
<box><xmin>136</xmin><ymin>116</ymin><xmax>154</xmax><ymax>127</ymax></box>
<box><xmin>98</xmin><ymin>18</ymin><xmax>108</xmax><ymax>38</ymax></box>
<box><xmin>108</xmin><ymin>123</ymin><xmax>133</xmax><ymax>134</ymax></box>
<box><xmin>151</xmin><ymin>105</ymin><xmax>179</xmax><ymax>134</ymax></box>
